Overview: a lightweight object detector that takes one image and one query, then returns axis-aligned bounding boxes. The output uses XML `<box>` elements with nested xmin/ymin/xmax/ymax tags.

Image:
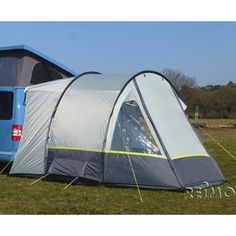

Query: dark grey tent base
<box><xmin>46</xmin><ymin>174</ymin><xmax>101</xmax><ymax>186</ymax></box>
<box><xmin>45</xmin><ymin>149</ymin><xmax>225</xmax><ymax>190</ymax></box>
<box><xmin>9</xmin><ymin>172</ymin><xmax>225</xmax><ymax>191</ymax></box>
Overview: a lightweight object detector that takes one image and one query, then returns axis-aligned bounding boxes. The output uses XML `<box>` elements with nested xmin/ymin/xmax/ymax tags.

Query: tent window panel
<box><xmin>30</xmin><ymin>63</ymin><xmax>63</xmax><ymax>84</ymax></box>
<box><xmin>111</xmin><ymin>101</ymin><xmax>161</xmax><ymax>155</ymax></box>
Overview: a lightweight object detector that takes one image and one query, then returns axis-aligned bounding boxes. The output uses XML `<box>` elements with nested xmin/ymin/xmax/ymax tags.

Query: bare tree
<box><xmin>162</xmin><ymin>68</ymin><xmax>197</xmax><ymax>91</ymax></box>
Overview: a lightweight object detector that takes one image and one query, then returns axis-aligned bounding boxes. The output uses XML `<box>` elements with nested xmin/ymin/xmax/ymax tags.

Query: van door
<box><xmin>0</xmin><ymin>87</ymin><xmax>15</xmax><ymax>161</ymax></box>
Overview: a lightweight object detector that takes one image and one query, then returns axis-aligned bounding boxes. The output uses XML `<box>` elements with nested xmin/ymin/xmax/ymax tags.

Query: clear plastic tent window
<box><xmin>111</xmin><ymin>100</ymin><xmax>161</xmax><ymax>155</ymax></box>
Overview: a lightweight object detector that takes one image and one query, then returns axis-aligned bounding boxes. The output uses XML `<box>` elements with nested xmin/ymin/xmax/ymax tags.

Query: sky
<box><xmin>0</xmin><ymin>22</ymin><xmax>236</xmax><ymax>86</ymax></box>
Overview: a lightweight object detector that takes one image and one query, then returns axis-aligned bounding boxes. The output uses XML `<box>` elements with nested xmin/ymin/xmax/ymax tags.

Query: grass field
<box><xmin>0</xmin><ymin>128</ymin><xmax>235</xmax><ymax>214</ymax></box>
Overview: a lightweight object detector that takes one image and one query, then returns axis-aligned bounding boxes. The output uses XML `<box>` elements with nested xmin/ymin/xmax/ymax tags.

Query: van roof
<box><xmin>0</xmin><ymin>45</ymin><xmax>77</xmax><ymax>76</ymax></box>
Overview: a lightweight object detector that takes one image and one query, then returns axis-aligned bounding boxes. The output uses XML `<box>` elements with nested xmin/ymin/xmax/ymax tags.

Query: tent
<box><xmin>10</xmin><ymin>71</ymin><xmax>225</xmax><ymax>190</ymax></box>
<box><xmin>0</xmin><ymin>45</ymin><xmax>76</xmax><ymax>86</ymax></box>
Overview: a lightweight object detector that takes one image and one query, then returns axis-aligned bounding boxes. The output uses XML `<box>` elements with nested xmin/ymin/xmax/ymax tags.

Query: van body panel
<box><xmin>0</xmin><ymin>87</ymin><xmax>25</xmax><ymax>161</ymax></box>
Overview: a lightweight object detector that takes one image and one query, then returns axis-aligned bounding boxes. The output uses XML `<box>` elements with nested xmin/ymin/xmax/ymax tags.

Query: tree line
<box><xmin>162</xmin><ymin>68</ymin><xmax>236</xmax><ymax>119</ymax></box>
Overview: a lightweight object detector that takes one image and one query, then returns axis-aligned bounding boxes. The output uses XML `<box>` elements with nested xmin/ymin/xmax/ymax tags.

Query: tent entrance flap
<box><xmin>134</xmin><ymin>72</ymin><xmax>225</xmax><ymax>187</ymax></box>
<box><xmin>103</xmin><ymin>79</ymin><xmax>182</xmax><ymax>188</ymax></box>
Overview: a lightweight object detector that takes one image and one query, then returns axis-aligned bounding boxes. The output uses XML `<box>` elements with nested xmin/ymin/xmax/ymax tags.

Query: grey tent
<box><xmin>10</xmin><ymin>71</ymin><xmax>225</xmax><ymax>190</ymax></box>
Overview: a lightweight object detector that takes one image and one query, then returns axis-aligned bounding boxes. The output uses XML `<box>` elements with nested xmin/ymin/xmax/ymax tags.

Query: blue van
<box><xmin>0</xmin><ymin>45</ymin><xmax>76</xmax><ymax>162</ymax></box>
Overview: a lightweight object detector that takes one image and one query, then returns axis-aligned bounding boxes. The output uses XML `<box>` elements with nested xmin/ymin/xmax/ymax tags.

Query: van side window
<box><xmin>111</xmin><ymin>100</ymin><xmax>161</xmax><ymax>155</ymax></box>
<box><xmin>0</xmin><ymin>91</ymin><xmax>13</xmax><ymax>120</ymax></box>
<box><xmin>30</xmin><ymin>63</ymin><xmax>63</xmax><ymax>84</ymax></box>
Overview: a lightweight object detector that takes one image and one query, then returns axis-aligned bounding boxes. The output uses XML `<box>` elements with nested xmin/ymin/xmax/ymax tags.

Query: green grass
<box><xmin>0</xmin><ymin>128</ymin><xmax>236</xmax><ymax>214</ymax></box>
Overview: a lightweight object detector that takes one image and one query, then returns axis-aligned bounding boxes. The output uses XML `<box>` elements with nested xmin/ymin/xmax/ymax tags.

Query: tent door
<box><xmin>104</xmin><ymin>81</ymin><xmax>165</xmax><ymax>157</ymax></box>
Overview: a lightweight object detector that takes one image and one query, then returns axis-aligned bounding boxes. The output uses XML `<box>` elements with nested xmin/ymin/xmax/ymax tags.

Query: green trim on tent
<box><xmin>172</xmin><ymin>154</ymin><xmax>210</xmax><ymax>160</ymax></box>
<box><xmin>48</xmin><ymin>146</ymin><xmax>210</xmax><ymax>160</ymax></box>
<box><xmin>48</xmin><ymin>146</ymin><xmax>166</xmax><ymax>159</ymax></box>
